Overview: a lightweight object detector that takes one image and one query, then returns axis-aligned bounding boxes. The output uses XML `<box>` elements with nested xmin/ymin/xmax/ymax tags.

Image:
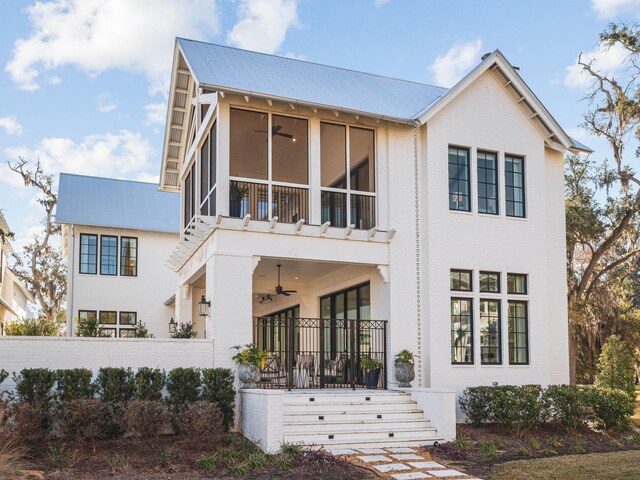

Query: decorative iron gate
<box><xmin>253</xmin><ymin>317</ymin><xmax>387</xmax><ymax>390</ymax></box>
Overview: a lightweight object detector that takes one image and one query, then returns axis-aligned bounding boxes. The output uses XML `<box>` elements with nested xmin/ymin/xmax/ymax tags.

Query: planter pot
<box><xmin>237</xmin><ymin>364</ymin><xmax>261</xmax><ymax>388</ymax></box>
<box><xmin>395</xmin><ymin>363</ymin><xmax>415</xmax><ymax>387</ymax></box>
<box><xmin>365</xmin><ymin>369</ymin><xmax>381</xmax><ymax>388</ymax></box>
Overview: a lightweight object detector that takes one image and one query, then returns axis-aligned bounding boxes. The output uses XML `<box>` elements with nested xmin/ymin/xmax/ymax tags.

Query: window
<box><xmin>321</xmin><ymin>123</ymin><xmax>376</xmax><ymax>229</ymax></box>
<box><xmin>448</xmin><ymin>146</ymin><xmax>470</xmax><ymax>211</ymax></box>
<box><xmin>450</xmin><ymin>269</ymin><xmax>472</xmax><ymax>292</ymax></box>
<box><xmin>479</xmin><ymin>272</ymin><xmax>500</xmax><ymax>293</ymax></box>
<box><xmin>451</xmin><ymin>298</ymin><xmax>473</xmax><ymax>364</ymax></box>
<box><xmin>477</xmin><ymin>150</ymin><xmax>498</xmax><ymax>214</ymax></box>
<box><xmin>87</xmin><ymin>310</ymin><xmax>138</xmax><ymax>337</ymax></box>
<box><xmin>100</xmin><ymin>235</ymin><xmax>117</xmax><ymax>276</ymax></box>
<box><xmin>507</xmin><ymin>273</ymin><xmax>527</xmax><ymax>294</ymax></box>
<box><xmin>508</xmin><ymin>301</ymin><xmax>528</xmax><ymax>364</ymax></box>
<box><xmin>505</xmin><ymin>155</ymin><xmax>525</xmax><ymax>217</ymax></box>
<box><xmin>199</xmin><ymin>121</ymin><xmax>217</xmax><ymax>216</ymax></box>
<box><xmin>120</xmin><ymin>311</ymin><xmax>137</xmax><ymax>326</ymax></box>
<box><xmin>120</xmin><ymin>237</ymin><xmax>138</xmax><ymax>277</ymax></box>
<box><xmin>183</xmin><ymin>166</ymin><xmax>195</xmax><ymax>229</ymax></box>
<box><xmin>78</xmin><ymin>310</ymin><xmax>97</xmax><ymax>324</ymax></box>
<box><xmin>480</xmin><ymin>299</ymin><xmax>501</xmax><ymax>364</ymax></box>
<box><xmin>79</xmin><ymin>234</ymin><xmax>97</xmax><ymax>274</ymax></box>
<box><xmin>99</xmin><ymin>311</ymin><xmax>117</xmax><ymax>325</ymax></box>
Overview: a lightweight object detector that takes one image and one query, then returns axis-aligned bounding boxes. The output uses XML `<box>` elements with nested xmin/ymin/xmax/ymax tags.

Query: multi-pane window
<box><xmin>120</xmin><ymin>237</ymin><xmax>138</xmax><ymax>277</ymax></box>
<box><xmin>98</xmin><ymin>311</ymin><xmax>117</xmax><ymax>337</ymax></box>
<box><xmin>448</xmin><ymin>146</ymin><xmax>470</xmax><ymax>211</ymax></box>
<box><xmin>119</xmin><ymin>312</ymin><xmax>138</xmax><ymax>337</ymax></box>
<box><xmin>477</xmin><ymin>150</ymin><xmax>498</xmax><ymax>214</ymax></box>
<box><xmin>507</xmin><ymin>273</ymin><xmax>527</xmax><ymax>294</ymax></box>
<box><xmin>479</xmin><ymin>272</ymin><xmax>500</xmax><ymax>293</ymax></box>
<box><xmin>78</xmin><ymin>310</ymin><xmax>97</xmax><ymax>324</ymax></box>
<box><xmin>450</xmin><ymin>269</ymin><xmax>472</xmax><ymax>292</ymax></box>
<box><xmin>505</xmin><ymin>155</ymin><xmax>525</xmax><ymax>217</ymax></box>
<box><xmin>100</xmin><ymin>236</ymin><xmax>117</xmax><ymax>276</ymax></box>
<box><xmin>79</xmin><ymin>234</ymin><xmax>97</xmax><ymax>274</ymax></box>
<box><xmin>89</xmin><ymin>310</ymin><xmax>138</xmax><ymax>338</ymax></box>
<box><xmin>480</xmin><ymin>299</ymin><xmax>501</xmax><ymax>364</ymax></box>
<box><xmin>451</xmin><ymin>298</ymin><xmax>473</xmax><ymax>364</ymax></box>
<box><xmin>508</xmin><ymin>301</ymin><xmax>528</xmax><ymax>364</ymax></box>
<box><xmin>321</xmin><ymin>123</ymin><xmax>376</xmax><ymax>229</ymax></box>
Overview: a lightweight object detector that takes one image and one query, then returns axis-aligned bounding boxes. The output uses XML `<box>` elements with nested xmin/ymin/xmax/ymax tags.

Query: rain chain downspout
<box><xmin>413</xmin><ymin>121</ymin><xmax>423</xmax><ymax>387</ymax></box>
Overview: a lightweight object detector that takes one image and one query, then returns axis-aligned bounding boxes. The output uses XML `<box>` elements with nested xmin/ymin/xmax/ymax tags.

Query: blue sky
<box><xmin>0</xmin><ymin>0</ymin><xmax>638</xmax><ymax>249</ymax></box>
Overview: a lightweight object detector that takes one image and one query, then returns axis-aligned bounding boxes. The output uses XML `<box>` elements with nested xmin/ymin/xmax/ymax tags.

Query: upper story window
<box><xmin>450</xmin><ymin>269</ymin><xmax>472</xmax><ymax>292</ymax></box>
<box><xmin>229</xmin><ymin>108</ymin><xmax>309</xmax><ymax>223</ymax></box>
<box><xmin>100</xmin><ymin>235</ymin><xmax>117</xmax><ymax>276</ymax></box>
<box><xmin>477</xmin><ymin>150</ymin><xmax>498</xmax><ymax>215</ymax></box>
<box><xmin>120</xmin><ymin>237</ymin><xmax>138</xmax><ymax>277</ymax></box>
<box><xmin>200</xmin><ymin>121</ymin><xmax>217</xmax><ymax>216</ymax></box>
<box><xmin>183</xmin><ymin>166</ymin><xmax>195</xmax><ymax>229</ymax></box>
<box><xmin>479</xmin><ymin>271</ymin><xmax>500</xmax><ymax>293</ymax></box>
<box><xmin>505</xmin><ymin>155</ymin><xmax>525</xmax><ymax>217</ymax></box>
<box><xmin>320</xmin><ymin>123</ymin><xmax>376</xmax><ymax>229</ymax></box>
<box><xmin>507</xmin><ymin>273</ymin><xmax>527</xmax><ymax>294</ymax></box>
<box><xmin>448</xmin><ymin>146</ymin><xmax>470</xmax><ymax>212</ymax></box>
<box><xmin>79</xmin><ymin>234</ymin><xmax>97</xmax><ymax>274</ymax></box>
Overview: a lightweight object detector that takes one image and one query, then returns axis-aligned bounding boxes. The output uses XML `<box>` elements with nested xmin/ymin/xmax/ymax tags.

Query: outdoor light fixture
<box><xmin>198</xmin><ymin>295</ymin><xmax>211</xmax><ymax>317</ymax></box>
<box><xmin>168</xmin><ymin>317</ymin><xmax>177</xmax><ymax>334</ymax></box>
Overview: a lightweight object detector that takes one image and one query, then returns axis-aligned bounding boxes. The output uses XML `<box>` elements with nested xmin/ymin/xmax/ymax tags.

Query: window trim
<box><xmin>120</xmin><ymin>236</ymin><xmax>138</xmax><ymax>277</ymax></box>
<box><xmin>479</xmin><ymin>299</ymin><xmax>502</xmax><ymax>365</ymax></box>
<box><xmin>505</xmin><ymin>154</ymin><xmax>526</xmax><ymax>218</ymax></box>
<box><xmin>448</xmin><ymin>145</ymin><xmax>471</xmax><ymax>212</ymax></box>
<box><xmin>451</xmin><ymin>297</ymin><xmax>474</xmax><ymax>365</ymax></box>
<box><xmin>477</xmin><ymin>149</ymin><xmax>499</xmax><ymax>215</ymax></box>
<box><xmin>508</xmin><ymin>300</ymin><xmax>529</xmax><ymax>365</ymax></box>
<box><xmin>450</xmin><ymin>269</ymin><xmax>473</xmax><ymax>292</ymax></box>
<box><xmin>507</xmin><ymin>273</ymin><xmax>528</xmax><ymax>295</ymax></box>
<box><xmin>119</xmin><ymin>311</ymin><xmax>138</xmax><ymax>327</ymax></box>
<box><xmin>99</xmin><ymin>235</ymin><xmax>118</xmax><ymax>276</ymax></box>
<box><xmin>79</xmin><ymin>233</ymin><xmax>98</xmax><ymax>275</ymax></box>
<box><xmin>479</xmin><ymin>271</ymin><xmax>501</xmax><ymax>293</ymax></box>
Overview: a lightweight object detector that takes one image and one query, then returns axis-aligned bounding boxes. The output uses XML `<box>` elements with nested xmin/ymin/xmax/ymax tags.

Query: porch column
<box><xmin>206</xmin><ymin>252</ymin><xmax>255</xmax><ymax>370</ymax></box>
<box><xmin>174</xmin><ymin>284</ymin><xmax>192</xmax><ymax>329</ymax></box>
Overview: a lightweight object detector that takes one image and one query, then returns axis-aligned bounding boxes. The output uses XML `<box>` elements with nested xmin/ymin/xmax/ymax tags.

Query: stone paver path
<box><xmin>324</xmin><ymin>446</ymin><xmax>482</xmax><ymax>480</ymax></box>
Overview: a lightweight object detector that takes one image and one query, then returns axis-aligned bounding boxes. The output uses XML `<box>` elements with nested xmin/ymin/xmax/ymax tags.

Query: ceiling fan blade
<box><xmin>283</xmin><ymin>290</ymin><xmax>297</xmax><ymax>294</ymax></box>
<box><xmin>275</xmin><ymin>132</ymin><xmax>294</xmax><ymax>138</ymax></box>
<box><xmin>281</xmin><ymin>291</ymin><xmax>291</xmax><ymax>296</ymax></box>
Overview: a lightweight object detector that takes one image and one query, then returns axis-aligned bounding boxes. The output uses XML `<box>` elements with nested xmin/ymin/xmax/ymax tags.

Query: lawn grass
<box><xmin>492</xmin><ymin>450</ymin><xmax>640</xmax><ymax>480</ymax></box>
<box><xmin>631</xmin><ymin>386</ymin><xmax>640</xmax><ymax>427</ymax></box>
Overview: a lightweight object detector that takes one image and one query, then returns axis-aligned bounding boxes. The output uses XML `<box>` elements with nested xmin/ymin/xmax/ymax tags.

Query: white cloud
<box><xmin>5</xmin><ymin>0</ymin><xmax>219</xmax><ymax>94</ymax></box>
<box><xmin>284</xmin><ymin>52</ymin><xmax>307</xmax><ymax>61</ymax></box>
<box><xmin>592</xmin><ymin>0</ymin><xmax>640</xmax><ymax>17</ymax></box>
<box><xmin>564</xmin><ymin>43</ymin><xmax>628</xmax><ymax>89</ymax></box>
<box><xmin>2</xmin><ymin>130</ymin><xmax>154</xmax><ymax>185</ymax></box>
<box><xmin>97</xmin><ymin>93</ymin><xmax>117</xmax><ymax>113</ymax></box>
<box><xmin>429</xmin><ymin>39</ymin><xmax>483</xmax><ymax>88</ymax></box>
<box><xmin>227</xmin><ymin>0</ymin><xmax>299</xmax><ymax>54</ymax></box>
<box><xmin>144</xmin><ymin>102</ymin><xmax>168</xmax><ymax>125</ymax></box>
<box><xmin>0</xmin><ymin>116</ymin><xmax>23</xmax><ymax>136</ymax></box>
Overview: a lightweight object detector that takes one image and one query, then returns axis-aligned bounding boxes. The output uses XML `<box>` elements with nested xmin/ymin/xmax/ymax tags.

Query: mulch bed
<box><xmin>421</xmin><ymin>423</ymin><xmax>640</xmax><ymax>479</ymax></box>
<box><xmin>6</xmin><ymin>433</ymin><xmax>374</xmax><ymax>479</ymax></box>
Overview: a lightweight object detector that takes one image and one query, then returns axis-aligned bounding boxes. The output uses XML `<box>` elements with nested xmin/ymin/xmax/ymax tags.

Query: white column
<box><xmin>308</xmin><ymin>117</ymin><xmax>321</xmax><ymax>225</ymax></box>
<box><xmin>206</xmin><ymin>252</ymin><xmax>255</xmax><ymax>370</ymax></box>
<box><xmin>174</xmin><ymin>284</ymin><xmax>192</xmax><ymax>328</ymax></box>
<box><xmin>217</xmin><ymin>99</ymin><xmax>230</xmax><ymax>216</ymax></box>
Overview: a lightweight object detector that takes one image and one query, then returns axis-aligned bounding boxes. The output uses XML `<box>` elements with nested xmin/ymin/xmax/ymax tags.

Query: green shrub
<box><xmin>195</xmin><ymin>454</ymin><xmax>217</xmax><ymax>471</ymax></box>
<box><xmin>594</xmin><ymin>335</ymin><xmax>636</xmax><ymax>396</ymax></box>
<box><xmin>122</xmin><ymin>400</ymin><xmax>169</xmax><ymax>438</ymax></box>
<box><xmin>542</xmin><ymin>385</ymin><xmax>587</xmax><ymax>432</ymax></box>
<box><xmin>13</xmin><ymin>368</ymin><xmax>56</xmax><ymax>403</ymax></box>
<box><xmin>94</xmin><ymin>367</ymin><xmax>135</xmax><ymax>402</ymax></box>
<box><xmin>478</xmin><ymin>440</ymin><xmax>498</xmax><ymax>459</ymax></box>
<box><xmin>175</xmin><ymin>401</ymin><xmax>224</xmax><ymax>438</ymax></box>
<box><xmin>4</xmin><ymin>317</ymin><xmax>59</xmax><ymax>336</ymax></box>
<box><xmin>75</xmin><ymin>314</ymin><xmax>98</xmax><ymax>337</ymax></box>
<box><xmin>171</xmin><ymin>323</ymin><xmax>197</xmax><ymax>338</ymax></box>
<box><xmin>459</xmin><ymin>386</ymin><xmax>493</xmax><ymax>425</ymax></box>
<box><xmin>156</xmin><ymin>445</ymin><xmax>180</xmax><ymax>468</ymax></box>
<box><xmin>586</xmin><ymin>387</ymin><xmax>635</xmax><ymax>431</ymax></box>
<box><xmin>202</xmin><ymin>368</ymin><xmax>235</xmax><ymax>431</ymax></box>
<box><xmin>57</xmin><ymin>399</ymin><xmax>105</xmax><ymax>441</ymax></box>
<box><xmin>134</xmin><ymin>320</ymin><xmax>154</xmax><ymax>338</ymax></box>
<box><xmin>0</xmin><ymin>369</ymin><xmax>8</xmax><ymax>388</ymax></box>
<box><xmin>166</xmin><ymin>368</ymin><xmax>201</xmax><ymax>406</ymax></box>
<box><xmin>47</xmin><ymin>443</ymin><xmax>78</xmax><ymax>470</ymax></box>
<box><xmin>488</xmin><ymin>385</ymin><xmax>544</xmax><ymax>437</ymax></box>
<box><xmin>8</xmin><ymin>401</ymin><xmax>51</xmax><ymax>444</ymax></box>
<box><xmin>134</xmin><ymin>367</ymin><xmax>165</xmax><ymax>401</ymax></box>
<box><xmin>56</xmin><ymin>369</ymin><xmax>94</xmax><ymax>400</ymax></box>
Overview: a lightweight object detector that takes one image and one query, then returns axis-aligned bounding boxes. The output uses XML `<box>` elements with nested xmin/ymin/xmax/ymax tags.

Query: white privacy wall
<box><xmin>421</xmin><ymin>71</ymin><xmax>569</xmax><ymax>403</ymax></box>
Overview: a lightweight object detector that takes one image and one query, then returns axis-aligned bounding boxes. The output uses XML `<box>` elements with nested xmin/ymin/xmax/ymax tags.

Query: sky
<box><xmin>0</xmin><ymin>0</ymin><xmax>639</xmax><ymax>251</ymax></box>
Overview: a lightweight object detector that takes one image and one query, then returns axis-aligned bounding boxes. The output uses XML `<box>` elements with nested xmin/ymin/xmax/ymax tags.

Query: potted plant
<box><xmin>360</xmin><ymin>356</ymin><xmax>383</xmax><ymax>388</ymax></box>
<box><xmin>394</xmin><ymin>349</ymin><xmax>415</xmax><ymax>387</ymax></box>
<box><xmin>231</xmin><ymin>344</ymin><xmax>269</xmax><ymax>388</ymax></box>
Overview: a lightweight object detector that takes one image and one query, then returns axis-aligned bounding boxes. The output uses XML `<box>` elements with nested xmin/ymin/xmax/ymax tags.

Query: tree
<box><xmin>4</xmin><ymin>317</ymin><xmax>59</xmax><ymax>336</ymax></box>
<box><xmin>594</xmin><ymin>335</ymin><xmax>636</xmax><ymax>395</ymax></box>
<box><xmin>7</xmin><ymin>158</ymin><xmax>66</xmax><ymax>324</ymax></box>
<box><xmin>567</xmin><ymin>21</ymin><xmax>640</xmax><ymax>383</ymax></box>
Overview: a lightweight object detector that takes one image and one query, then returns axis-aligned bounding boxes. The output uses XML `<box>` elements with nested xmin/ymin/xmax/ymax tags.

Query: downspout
<box><xmin>413</xmin><ymin>120</ymin><xmax>423</xmax><ymax>387</ymax></box>
<box><xmin>67</xmin><ymin>225</ymin><xmax>74</xmax><ymax>337</ymax></box>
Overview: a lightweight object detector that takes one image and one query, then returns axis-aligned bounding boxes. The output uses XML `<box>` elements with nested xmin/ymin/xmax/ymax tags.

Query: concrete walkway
<box><xmin>324</xmin><ymin>446</ymin><xmax>482</xmax><ymax>480</ymax></box>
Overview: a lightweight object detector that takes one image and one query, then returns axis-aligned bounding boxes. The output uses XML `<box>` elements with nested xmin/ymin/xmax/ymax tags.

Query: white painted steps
<box><xmin>282</xmin><ymin>390</ymin><xmax>443</xmax><ymax>449</ymax></box>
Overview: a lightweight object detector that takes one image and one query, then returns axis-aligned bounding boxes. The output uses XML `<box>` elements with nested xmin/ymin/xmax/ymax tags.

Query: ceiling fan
<box><xmin>254</xmin><ymin>125</ymin><xmax>294</xmax><ymax>139</ymax></box>
<box><xmin>273</xmin><ymin>264</ymin><xmax>297</xmax><ymax>296</ymax></box>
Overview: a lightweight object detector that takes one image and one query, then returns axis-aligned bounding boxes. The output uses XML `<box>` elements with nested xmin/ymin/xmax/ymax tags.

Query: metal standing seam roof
<box><xmin>177</xmin><ymin>38</ymin><xmax>449</xmax><ymax>121</ymax></box>
<box><xmin>55</xmin><ymin>173</ymin><xmax>180</xmax><ymax>234</ymax></box>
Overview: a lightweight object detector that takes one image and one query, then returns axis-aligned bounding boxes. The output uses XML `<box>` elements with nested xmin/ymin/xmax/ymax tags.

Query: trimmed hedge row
<box><xmin>460</xmin><ymin>384</ymin><xmax>635</xmax><ymax>435</ymax></box>
<box><xmin>1</xmin><ymin>367</ymin><xmax>236</xmax><ymax>431</ymax></box>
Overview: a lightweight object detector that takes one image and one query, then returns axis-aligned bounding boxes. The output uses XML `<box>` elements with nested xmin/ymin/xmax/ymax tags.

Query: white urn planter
<box><xmin>395</xmin><ymin>363</ymin><xmax>415</xmax><ymax>387</ymax></box>
<box><xmin>238</xmin><ymin>364</ymin><xmax>261</xmax><ymax>388</ymax></box>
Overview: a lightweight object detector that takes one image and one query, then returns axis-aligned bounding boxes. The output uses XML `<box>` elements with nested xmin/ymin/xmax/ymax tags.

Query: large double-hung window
<box><xmin>229</xmin><ymin>109</ymin><xmax>309</xmax><ymax>223</ymax></box>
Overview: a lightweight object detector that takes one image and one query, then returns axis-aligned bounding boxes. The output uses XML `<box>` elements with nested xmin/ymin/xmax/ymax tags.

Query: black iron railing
<box><xmin>229</xmin><ymin>180</ymin><xmax>308</xmax><ymax>223</ymax></box>
<box><xmin>351</xmin><ymin>194</ymin><xmax>376</xmax><ymax>230</ymax></box>
<box><xmin>253</xmin><ymin>317</ymin><xmax>387</xmax><ymax>390</ymax></box>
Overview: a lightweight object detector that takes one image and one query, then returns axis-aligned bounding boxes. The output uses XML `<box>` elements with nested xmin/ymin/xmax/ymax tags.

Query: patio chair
<box><xmin>259</xmin><ymin>354</ymin><xmax>288</xmax><ymax>387</ymax></box>
<box><xmin>323</xmin><ymin>352</ymin><xmax>347</xmax><ymax>385</ymax></box>
<box><xmin>296</xmin><ymin>353</ymin><xmax>316</xmax><ymax>388</ymax></box>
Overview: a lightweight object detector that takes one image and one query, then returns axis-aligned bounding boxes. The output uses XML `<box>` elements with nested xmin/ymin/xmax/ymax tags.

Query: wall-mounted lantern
<box><xmin>198</xmin><ymin>295</ymin><xmax>211</xmax><ymax>317</ymax></box>
<box><xmin>169</xmin><ymin>317</ymin><xmax>177</xmax><ymax>334</ymax></box>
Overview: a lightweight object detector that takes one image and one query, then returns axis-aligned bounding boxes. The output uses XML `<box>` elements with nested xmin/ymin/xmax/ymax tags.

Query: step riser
<box><xmin>284</xmin><ymin>402</ymin><xmax>417</xmax><ymax>413</ymax></box>
<box><xmin>284</xmin><ymin>429</ymin><xmax>438</xmax><ymax>443</ymax></box>
<box><xmin>283</xmin><ymin>394</ymin><xmax>411</xmax><ymax>404</ymax></box>
<box><xmin>314</xmin><ymin>440</ymin><xmax>443</xmax><ymax>449</ymax></box>
<box><xmin>284</xmin><ymin>412</ymin><xmax>427</xmax><ymax>423</ymax></box>
<box><xmin>284</xmin><ymin>420</ymin><xmax>432</xmax><ymax>434</ymax></box>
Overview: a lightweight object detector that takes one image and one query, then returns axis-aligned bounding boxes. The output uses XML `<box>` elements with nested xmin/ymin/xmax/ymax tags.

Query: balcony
<box><xmin>229</xmin><ymin>180</ymin><xmax>308</xmax><ymax>223</ymax></box>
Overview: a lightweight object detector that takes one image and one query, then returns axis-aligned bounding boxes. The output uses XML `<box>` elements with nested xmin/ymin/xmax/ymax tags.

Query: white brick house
<box><xmin>56</xmin><ymin>174</ymin><xmax>180</xmax><ymax>338</ymax></box>
<box><xmin>136</xmin><ymin>39</ymin><xmax>587</xmax><ymax>449</ymax></box>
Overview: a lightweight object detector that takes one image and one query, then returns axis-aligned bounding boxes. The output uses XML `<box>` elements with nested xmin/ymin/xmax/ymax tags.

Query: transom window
<box><xmin>451</xmin><ymin>298</ymin><xmax>473</xmax><ymax>364</ymax></box>
<box><xmin>450</xmin><ymin>269</ymin><xmax>472</xmax><ymax>292</ymax></box>
<box><xmin>507</xmin><ymin>273</ymin><xmax>527</xmax><ymax>294</ymax></box>
<box><xmin>120</xmin><ymin>237</ymin><xmax>138</xmax><ymax>277</ymax></box>
<box><xmin>229</xmin><ymin>108</ymin><xmax>309</xmax><ymax>223</ymax></box>
<box><xmin>100</xmin><ymin>235</ymin><xmax>117</xmax><ymax>276</ymax></box>
<box><xmin>480</xmin><ymin>299</ymin><xmax>501</xmax><ymax>364</ymax></box>
<box><xmin>505</xmin><ymin>155</ymin><xmax>525</xmax><ymax>217</ymax></box>
<box><xmin>79</xmin><ymin>234</ymin><xmax>97</xmax><ymax>274</ymax></box>
<box><xmin>448</xmin><ymin>146</ymin><xmax>470</xmax><ymax>212</ymax></box>
<box><xmin>321</xmin><ymin>123</ymin><xmax>376</xmax><ymax>229</ymax></box>
<box><xmin>479</xmin><ymin>272</ymin><xmax>500</xmax><ymax>293</ymax></box>
<box><xmin>477</xmin><ymin>150</ymin><xmax>498</xmax><ymax>215</ymax></box>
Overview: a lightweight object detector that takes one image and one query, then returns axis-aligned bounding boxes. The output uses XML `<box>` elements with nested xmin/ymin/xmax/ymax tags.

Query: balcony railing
<box><xmin>253</xmin><ymin>317</ymin><xmax>387</xmax><ymax>390</ymax></box>
<box><xmin>229</xmin><ymin>180</ymin><xmax>308</xmax><ymax>223</ymax></box>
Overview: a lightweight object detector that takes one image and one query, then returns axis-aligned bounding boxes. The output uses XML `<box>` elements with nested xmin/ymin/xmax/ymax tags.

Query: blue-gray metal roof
<box><xmin>569</xmin><ymin>137</ymin><xmax>594</xmax><ymax>153</ymax></box>
<box><xmin>177</xmin><ymin>38</ymin><xmax>448</xmax><ymax>121</ymax></box>
<box><xmin>56</xmin><ymin>173</ymin><xmax>180</xmax><ymax>233</ymax></box>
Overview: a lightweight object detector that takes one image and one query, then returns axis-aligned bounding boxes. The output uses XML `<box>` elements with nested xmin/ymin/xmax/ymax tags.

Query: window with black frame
<box><xmin>451</xmin><ymin>298</ymin><xmax>473</xmax><ymax>364</ymax></box>
<box><xmin>477</xmin><ymin>150</ymin><xmax>498</xmax><ymax>214</ymax></box>
<box><xmin>508</xmin><ymin>301</ymin><xmax>528</xmax><ymax>364</ymax></box>
<box><xmin>505</xmin><ymin>155</ymin><xmax>525</xmax><ymax>217</ymax></box>
<box><xmin>120</xmin><ymin>237</ymin><xmax>137</xmax><ymax>277</ymax></box>
<box><xmin>448</xmin><ymin>146</ymin><xmax>470</xmax><ymax>211</ymax></box>
<box><xmin>100</xmin><ymin>235</ymin><xmax>117</xmax><ymax>276</ymax></box>
<box><xmin>480</xmin><ymin>299</ymin><xmax>501</xmax><ymax>364</ymax></box>
<box><xmin>79</xmin><ymin>234</ymin><xmax>97</xmax><ymax>274</ymax></box>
